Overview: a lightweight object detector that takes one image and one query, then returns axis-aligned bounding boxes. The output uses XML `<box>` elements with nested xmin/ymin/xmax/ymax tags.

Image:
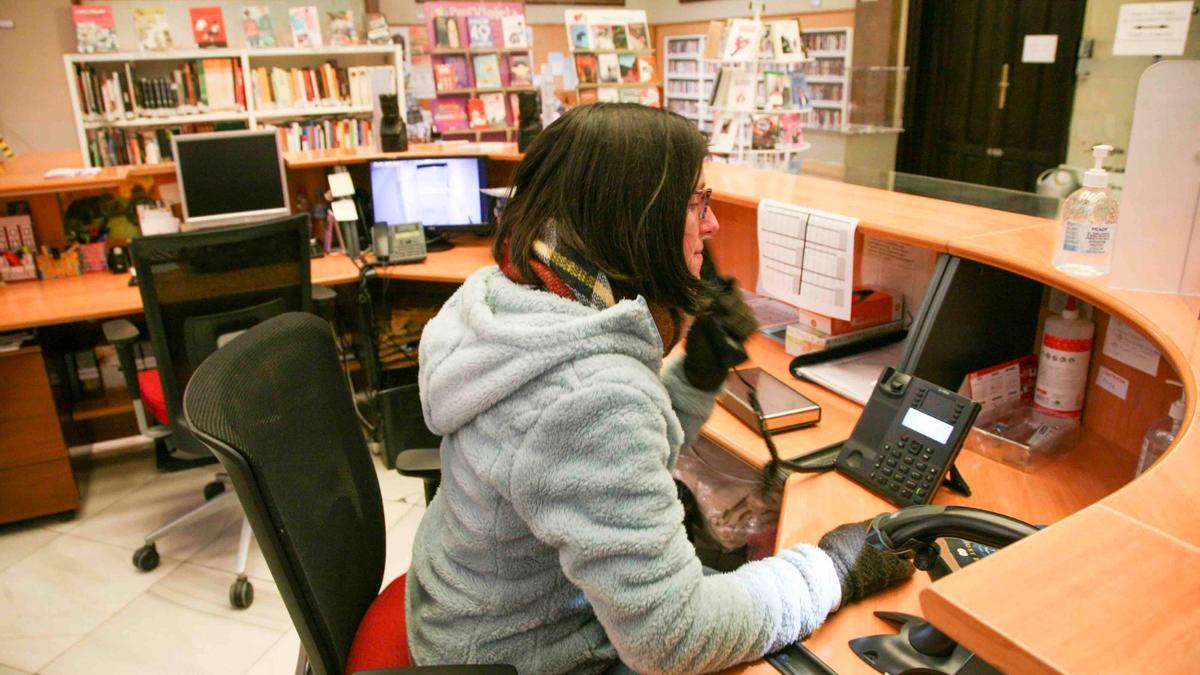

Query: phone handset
<box><xmin>700</xmin><ymin>243</ymin><xmax>748</xmax><ymax>364</ymax></box>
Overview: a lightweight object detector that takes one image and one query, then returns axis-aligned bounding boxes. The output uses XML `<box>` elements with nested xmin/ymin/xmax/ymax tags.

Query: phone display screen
<box><xmin>901</xmin><ymin>408</ymin><xmax>953</xmax><ymax>444</ymax></box>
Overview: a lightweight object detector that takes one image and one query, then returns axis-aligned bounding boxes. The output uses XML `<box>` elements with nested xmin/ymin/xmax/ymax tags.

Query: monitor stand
<box><xmin>425</xmin><ymin>230</ymin><xmax>454</xmax><ymax>252</ymax></box>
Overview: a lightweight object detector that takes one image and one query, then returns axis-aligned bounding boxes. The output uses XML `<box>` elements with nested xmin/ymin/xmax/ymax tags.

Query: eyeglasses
<box><xmin>691</xmin><ymin>188</ymin><xmax>712</xmax><ymax>220</ymax></box>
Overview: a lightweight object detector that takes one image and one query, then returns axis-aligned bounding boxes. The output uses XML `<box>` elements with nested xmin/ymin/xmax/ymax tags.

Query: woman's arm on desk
<box><xmin>510</xmin><ymin>381</ymin><xmax>843</xmax><ymax>674</ymax></box>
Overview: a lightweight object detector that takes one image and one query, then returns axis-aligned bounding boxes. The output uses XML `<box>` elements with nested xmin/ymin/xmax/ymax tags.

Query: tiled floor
<box><xmin>0</xmin><ymin>443</ymin><xmax>427</xmax><ymax>674</ymax></box>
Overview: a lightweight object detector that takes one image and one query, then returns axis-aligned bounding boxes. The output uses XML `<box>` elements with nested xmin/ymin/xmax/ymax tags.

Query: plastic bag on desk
<box><xmin>673</xmin><ymin>436</ymin><xmax>782</xmax><ymax>563</ymax></box>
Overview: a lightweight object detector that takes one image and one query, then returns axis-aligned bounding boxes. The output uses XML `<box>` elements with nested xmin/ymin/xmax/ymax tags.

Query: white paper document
<box><xmin>794</xmin><ymin>340</ymin><xmax>905</xmax><ymax>406</ymax></box>
<box><xmin>1113</xmin><ymin>1</ymin><xmax>1194</xmax><ymax>56</ymax></box>
<box><xmin>756</xmin><ymin>199</ymin><xmax>858</xmax><ymax>320</ymax></box>
<box><xmin>1102</xmin><ymin>317</ymin><xmax>1161</xmax><ymax>375</ymax></box>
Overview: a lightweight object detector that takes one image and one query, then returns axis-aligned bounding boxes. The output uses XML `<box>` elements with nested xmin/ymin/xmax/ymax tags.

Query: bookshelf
<box><xmin>425</xmin><ymin>1</ymin><xmax>535</xmax><ymax>143</ymax></box>
<box><xmin>565</xmin><ymin>8</ymin><xmax>660</xmax><ymax>108</ymax></box>
<box><xmin>797</xmin><ymin>27</ymin><xmax>852</xmax><ymax>131</ymax></box>
<box><xmin>64</xmin><ymin>45</ymin><xmax>406</xmax><ymax>167</ymax></box>
<box><xmin>664</xmin><ymin>35</ymin><xmax>719</xmax><ymax>133</ymax></box>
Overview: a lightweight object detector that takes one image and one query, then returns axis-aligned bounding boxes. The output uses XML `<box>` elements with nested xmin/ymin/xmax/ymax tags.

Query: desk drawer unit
<box><xmin>0</xmin><ymin>346</ymin><xmax>79</xmax><ymax>523</ymax></box>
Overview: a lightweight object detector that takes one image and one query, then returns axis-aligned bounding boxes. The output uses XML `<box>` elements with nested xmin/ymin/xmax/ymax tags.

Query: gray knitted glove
<box><xmin>817</xmin><ymin>519</ymin><xmax>915</xmax><ymax>606</ymax></box>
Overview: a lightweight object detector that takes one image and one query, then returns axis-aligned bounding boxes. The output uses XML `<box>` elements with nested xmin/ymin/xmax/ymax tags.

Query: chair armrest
<box><xmin>394</xmin><ymin>448</ymin><xmax>441</xmax><ymax>477</ymax></box>
<box><xmin>357</xmin><ymin>662</ymin><xmax>523</xmax><ymax>667</ymax></box>
<box><xmin>101</xmin><ymin>319</ymin><xmax>141</xmax><ymax>398</ymax></box>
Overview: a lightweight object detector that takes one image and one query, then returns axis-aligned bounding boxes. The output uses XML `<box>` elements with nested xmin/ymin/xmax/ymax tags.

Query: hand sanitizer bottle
<box><xmin>1136</xmin><ymin>381</ymin><xmax>1185</xmax><ymax>475</ymax></box>
<box><xmin>1053</xmin><ymin>144</ymin><xmax>1119</xmax><ymax>276</ymax></box>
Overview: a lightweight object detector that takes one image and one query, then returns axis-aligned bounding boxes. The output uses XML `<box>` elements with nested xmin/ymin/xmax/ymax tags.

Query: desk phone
<box><xmin>836</xmin><ymin>367</ymin><xmax>981</xmax><ymax>506</ymax></box>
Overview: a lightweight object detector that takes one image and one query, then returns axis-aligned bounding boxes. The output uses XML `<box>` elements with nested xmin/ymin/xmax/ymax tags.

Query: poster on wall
<box><xmin>1112</xmin><ymin>1</ymin><xmax>1194</xmax><ymax>56</ymax></box>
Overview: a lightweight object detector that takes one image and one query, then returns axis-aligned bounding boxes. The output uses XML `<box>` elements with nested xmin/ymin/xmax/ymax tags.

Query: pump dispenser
<box><xmin>1053</xmin><ymin>144</ymin><xmax>1120</xmax><ymax>276</ymax></box>
<box><xmin>1136</xmin><ymin>381</ymin><xmax>1185</xmax><ymax>474</ymax></box>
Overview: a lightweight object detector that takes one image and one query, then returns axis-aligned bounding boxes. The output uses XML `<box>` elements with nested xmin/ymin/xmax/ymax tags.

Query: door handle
<box><xmin>986</xmin><ymin>147</ymin><xmax>1005</xmax><ymax>158</ymax></box>
<box><xmin>997</xmin><ymin>63</ymin><xmax>1010</xmax><ymax>110</ymax></box>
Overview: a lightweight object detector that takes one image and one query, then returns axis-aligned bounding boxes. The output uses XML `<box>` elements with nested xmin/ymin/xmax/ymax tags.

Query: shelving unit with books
<box><xmin>565</xmin><ymin>8</ymin><xmax>660</xmax><ymax>108</ymax></box>
<box><xmin>702</xmin><ymin>15</ymin><xmax>813</xmax><ymax>171</ymax></box>
<box><xmin>664</xmin><ymin>35</ymin><xmax>719</xmax><ymax>133</ymax></box>
<box><xmin>424</xmin><ymin>1</ymin><xmax>534</xmax><ymax>142</ymax></box>
<box><xmin>64</xmin><ymin>45</ymin><xmax>406</xmax><ymax>167</ymax></box>
<box><xmin>797</xmin><ymin>27</ymin><xmax>852</xmax><ymax>131</ymax></box>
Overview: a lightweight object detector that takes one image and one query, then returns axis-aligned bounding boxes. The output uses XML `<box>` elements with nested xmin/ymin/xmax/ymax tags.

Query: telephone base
<box><xmin>849</xmin><ymin>611</ymin><xmax>999</xmax><ymax>675</ymax></box>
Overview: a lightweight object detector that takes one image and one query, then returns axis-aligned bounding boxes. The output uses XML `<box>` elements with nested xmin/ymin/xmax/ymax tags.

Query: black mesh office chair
<box><xmin>103</xmin><ymin>213</ymin><xmax>312</xmax><ymax>608</ymax></box>
<box><xmin>183</xmin><ymin>312</ymin><xmax>513</xmax><ymax>675</ymax></box>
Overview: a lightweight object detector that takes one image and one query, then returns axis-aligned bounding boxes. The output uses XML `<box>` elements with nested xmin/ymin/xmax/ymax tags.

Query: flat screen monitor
<box><xmin>897</xmin><ymin>254</ymin><xmax>1045</xmax><ymax>390</ymax></box>
<box><xmin>172</xmin><ymin>129</ymin><xmax>290</xmax><ymax>230</ymax></box>
<box><xmin>369</xmin><ymin>156</ymin><xmax>488</xmax><ymax>234</ymax></box>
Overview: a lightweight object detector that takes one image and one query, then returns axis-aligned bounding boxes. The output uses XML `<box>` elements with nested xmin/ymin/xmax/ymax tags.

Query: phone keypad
<box><xmin>870</xmin><ymin>436</ymin><xmax>941</xmax><ymax>503</ymax></box>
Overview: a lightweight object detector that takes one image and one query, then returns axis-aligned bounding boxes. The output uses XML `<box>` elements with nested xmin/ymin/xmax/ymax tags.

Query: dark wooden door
<box><xmin>898</xmin><ymin>0</ymin><xmax>1086</xmax><ymax>192</ymax></box>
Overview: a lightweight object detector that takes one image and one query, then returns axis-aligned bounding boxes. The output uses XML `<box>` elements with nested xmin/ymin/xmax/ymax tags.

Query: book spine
<box><xmin>233</xmin><ymin>58</ymin><xmax>245</xmax><ymax>109</ymax></box>
<box><xmin>196</xmin><ymin>60</ymin><xmax>208</xmax><ymax>108</ymax></box>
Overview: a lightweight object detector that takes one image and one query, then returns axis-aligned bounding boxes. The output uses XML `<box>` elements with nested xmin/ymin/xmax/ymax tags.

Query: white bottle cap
<box><xmin>1082</xmin><ymin>144</ymin><xmax>1113</xmax><ymax>188</ymax></box>
<box><xmin>1167</xmin><ymin>380</ymin><xmax>1185</xmax><ymax>421</ymax></box>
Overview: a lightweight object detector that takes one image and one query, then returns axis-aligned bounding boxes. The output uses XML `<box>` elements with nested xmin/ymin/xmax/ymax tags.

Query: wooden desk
<box><xmin>1</xmin><ymin>149</ymin><xmax>1197</xmax><ymax>673</ymax></box>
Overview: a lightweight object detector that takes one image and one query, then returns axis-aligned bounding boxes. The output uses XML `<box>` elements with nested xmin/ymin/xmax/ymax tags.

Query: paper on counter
<box><xmin>793</xmin><ymin>340</ymin><xmax>904</xmax><ymax>406</ymax></box>
<box><xmin>756</xmin><ymin>199</ymin><xmax>857</xmax><ymax>320</ymax></box>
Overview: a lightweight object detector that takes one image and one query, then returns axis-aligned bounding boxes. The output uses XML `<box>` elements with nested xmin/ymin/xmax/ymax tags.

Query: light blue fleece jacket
<box><xmin>406</xmin><ymin>267</ymin><xmax>842</xmax><ymax>674</ymax></box>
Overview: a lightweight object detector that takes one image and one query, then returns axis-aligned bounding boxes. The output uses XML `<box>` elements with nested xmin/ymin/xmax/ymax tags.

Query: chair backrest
<box><xmin>131</xmin><ymin>213</ymin><xmax>311</xmax><ymax>452</ymax></box>
<box><xmin>183</xmin><ymin>312</ymin><xmax>386</xmax><ymax>675</ymax></box>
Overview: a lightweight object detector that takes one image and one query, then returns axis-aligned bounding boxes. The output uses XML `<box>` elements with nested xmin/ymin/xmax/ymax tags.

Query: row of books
<box><xmin>431</xmin><ymin>13</ymin><xmax>528</xmax><ymax>50</ymax></box>
<box><xmin>86</xmin><ymin>121</ymin><xmax>246</xmax><ymax>167</ymax></box>
<box><xmin>73</xmin><ymin>4</ymin><xmax>393</xmax><ymax>53</ymax></box>
<box><xmin>251</xmin><ymin>64</ymin><xmax>394</xmax><ymax>109</ymax></box>
<box><xmin>709</xmin><ymin>68</ymin><xmax>811</xmax><ymax>112</ymax></box>
<box><xmin>574</xmin><ymin>53</ymin><xmax>656</xmax><ymax>85</ymax></box>
<box><xmin>432</xmin><ymin>92</ymin><xmax>520</xmax><ymax>132</ymax></box>
<box><xmin>709</xmin><ymin>113</ymin><xmax>806</xmax><ymax>153</ymax></box>
<box><xmin>274</xmin><ymin>117</ymin><xmax>373</xmax><ymax>152</ymax></box>
<box><xmin>75</xmin><ymin>59</ymin><xmax>245</xmax><ymax>120</ymax></box>
<box><xmin>433</xmin><ymin>53</ymin><xmax>532</xmax><ymax>92</ymax></box>
<box><xmin>567</xmin><ymin>20</ymin><xmax>651</xmax><ymax>52</ymax></box>
<box><xmin>578</xmin><ymin>87</ymin><xmax>660</xmax><ymax>107</ymax></box>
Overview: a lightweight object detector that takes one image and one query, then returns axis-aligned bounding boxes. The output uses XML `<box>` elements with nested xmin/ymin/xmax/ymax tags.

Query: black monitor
<box><xmin>172</xmin><ymin>129</ymin><xmax>290</xmax><ymax>230</ymax></box>
<box><xmin>897</xmin><ymin>255</ymin><xmax>1044</xmax><ymax>390</ymax></box>
<box><xmin>368</xmin><ymin>156</ymin><xmax>489</xmax><ymax>241</ymax></box>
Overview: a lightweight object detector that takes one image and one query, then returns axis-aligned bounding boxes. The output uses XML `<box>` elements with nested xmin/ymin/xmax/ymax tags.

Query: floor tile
<box><xmin>0</xmin><ymin>522</ymin><xmax>59</xmax><ymax>575</ymax></box>
<box><xmin>383</xmin><ymin>503</ymin><xmax>426</xmax><ymax>589</ymax></box>
<box><xmin>245</xmin><ymin>629</ymin><xmax>301</xmax><ymax>675</ymax></box>
<box><xmin>47</xmin><ymin>451</ymin><xmax>160</xmax><ymax>533</ymax></box>
<box><xmin>65</xmin><ymin>465</ymin><xmax>243</xmax><ymax>559</ymax></box>
<box><xmin>42</xmin><ymin>563</ymin><xmax>288</xmax><ymax>675</ymax></box>
<box><xmin>0</xmin><ymin>534</ymin><xmax>179</xmax><ymax>672</ymax></box>
<box><xmin>373</xmin><ymin>454</ymin><xmax>428</xmax><ymax>503</ymax></box>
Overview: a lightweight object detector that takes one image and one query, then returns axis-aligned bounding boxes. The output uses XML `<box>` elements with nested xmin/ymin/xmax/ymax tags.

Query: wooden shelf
<box><xmin>570</xmin><ymin>49</ymin><xmax>655</xmax><ymax>56</ymax></box>
<box><xmin>442</xmin><ymin>126</ymin><xmax>516</xmax><ymax>135</ymax></box>
<box><xmin>577</xmin><ymin>82</ymin><xmax>659</xmax><ymax>89</ymax></box>
<box><xmin>434</xmin><ymin>86</ymin><xmax>536</xmax><ymax>96</ymax></box>
<box><xmin>254</xmin><ymin>104</ymin><xmax>374</xmax><ymax>120</ymax></box>
<box><xmin>72</xmin><ymin>390</ymin><xmax>133</xmax><ymax>422</ymax></box>
<box><xmin>430</xmin><ymin>47</ymin><xmax>531</xmax><ymax>56</ymax></box>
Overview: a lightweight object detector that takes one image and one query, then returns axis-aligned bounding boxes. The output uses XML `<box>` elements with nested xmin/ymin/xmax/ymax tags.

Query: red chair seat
<box><xmin>346</xmin><ymin>573</ymin><xmax>412</xmax><ymax>672</ymax></box>
<box><xmin>137</xmin><ymin>369</ymin><xmax>169</xmax><ymax>425</ymax></box>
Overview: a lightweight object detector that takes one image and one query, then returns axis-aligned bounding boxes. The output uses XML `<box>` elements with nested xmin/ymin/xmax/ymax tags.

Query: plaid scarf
<box><xmin>500</xmin><ymin>225</ymin><xmax>683</xmax><ymax>354</ymax></box>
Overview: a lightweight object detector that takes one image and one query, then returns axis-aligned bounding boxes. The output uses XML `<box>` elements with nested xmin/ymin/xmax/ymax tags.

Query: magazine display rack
<box><xmin>424</xmin><ymin>1</ymin><xmax>534</xmax><ymax>142</ymax></box>
<box><xmin>565</xmin><ymin>8</ymin><xmax>660</xmax><ymax>108</ymax></box>
<box><xmin>703</xmin><ymin>10</ymin><xmax>813</xmax><ymax>171</ymax></box>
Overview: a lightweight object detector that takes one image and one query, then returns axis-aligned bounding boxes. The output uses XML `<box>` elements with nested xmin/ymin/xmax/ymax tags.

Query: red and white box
<box><xmin>795</xmin><ymin>287</ymin><xmax>902</xmax><ymax>335</ymax></box>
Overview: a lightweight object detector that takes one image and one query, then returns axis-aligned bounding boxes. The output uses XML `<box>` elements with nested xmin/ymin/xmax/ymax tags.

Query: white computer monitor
<box><xmin>172</xmin><ymin>129</ymin><xmax>290</xmax><ymax>230</ymax></box>
<box><xmin>369</xmin><ymin>156</ymin><xmax>489</xmax><ymax>235</ymax></box>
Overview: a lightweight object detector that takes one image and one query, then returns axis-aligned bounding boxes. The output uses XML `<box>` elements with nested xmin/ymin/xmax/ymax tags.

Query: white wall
<box><xmin>1065</xmin><ymin>0</ymin><xmax>1200</xmax><ymax>173</ymax></box>
<box><xmin>0</xmin><ymin>0</ymin><xmax>79</xmax><ymax>154</ymax></box>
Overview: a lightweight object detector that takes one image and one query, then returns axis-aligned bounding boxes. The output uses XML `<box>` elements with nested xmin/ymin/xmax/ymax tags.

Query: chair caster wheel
<box><xmin>230</xmin><ymin>577</ymin><xmax>254</xmax><ymax>609</ymax></box>
<box><xmin>133</xmin><ymin>544</ymin><xmax>160</xmax><ymax>572</ymax></box>
<box><xmin>203</xmin><ymin>481</ymin><xmax>226</xmax><ymax>501</ymax></box>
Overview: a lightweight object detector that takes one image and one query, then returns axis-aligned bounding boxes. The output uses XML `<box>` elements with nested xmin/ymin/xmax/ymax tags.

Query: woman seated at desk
<box><xmin>407</xmin><ymin>103</ymin><xmax>914</xmax><ymax>674</ymax></box>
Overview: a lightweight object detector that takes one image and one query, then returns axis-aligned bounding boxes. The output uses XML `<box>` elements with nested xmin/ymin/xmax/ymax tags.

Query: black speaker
<box><xmin>379</xmin><ymin>94</ymin><xmax>408</xmax><ymax>152</ymax></box>
<box><xmin>516</xmin><ymin>91</ymin><xmax>542</xmax><ymax>152</ymax></box>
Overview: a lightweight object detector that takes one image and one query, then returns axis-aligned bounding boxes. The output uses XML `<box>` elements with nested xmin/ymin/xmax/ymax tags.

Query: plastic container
<box><xmin>1136</xmin><ymin>381</ymin><xmax>1184</xmax><ymax>475</ymax></box>
<box><xmin>1053</xmin><ymin>144</ymin><xmax>1120</xmax><ymax>276</ymax></box>
<box><xmin>964</xmin><ymin>399</ymin><xmax>1081</xmax><ymax>472</ymax></box>
<box><xmin>1033</xmin><ymin>297</ymin><xmax>1094</xmax><ymax>418</ymax></box>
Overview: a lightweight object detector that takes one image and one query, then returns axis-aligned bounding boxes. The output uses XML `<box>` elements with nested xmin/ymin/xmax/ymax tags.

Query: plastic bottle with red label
<box><xmin>1033</xmin><ymin>297</ymin><xmax>1094</xmax><ymax>417</ymax></box>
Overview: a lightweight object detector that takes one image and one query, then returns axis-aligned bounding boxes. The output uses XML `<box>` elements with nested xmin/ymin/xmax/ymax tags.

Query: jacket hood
<box><xmin>418</xmin><ymin>267</ymin><xmax>664</xmax><ymax>435</ymax></box>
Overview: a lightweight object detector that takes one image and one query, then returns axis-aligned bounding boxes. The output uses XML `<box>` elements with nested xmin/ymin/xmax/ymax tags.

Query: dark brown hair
<box><xmin>493</xmin><ymin>103</ymin><xmax>710</xmax><ymax>313</ymax></box>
